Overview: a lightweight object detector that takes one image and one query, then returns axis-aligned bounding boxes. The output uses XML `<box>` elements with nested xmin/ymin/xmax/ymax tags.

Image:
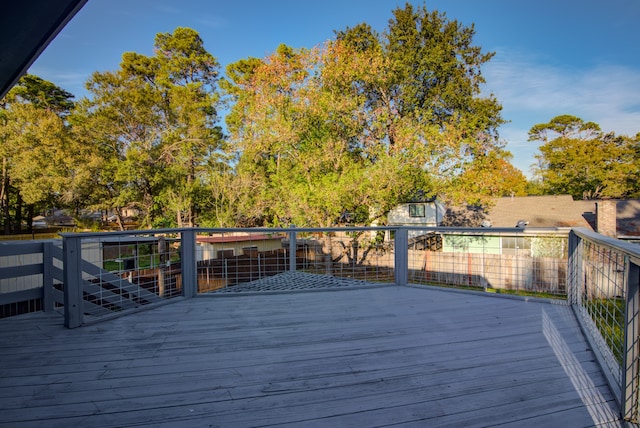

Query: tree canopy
<box><xmin>71</xmin><ymin>27</ymin><xmax>225</xmax><ymax>228</ymax></box>
<box><xmin>0</xmin><ymin>75</ymin><xmax>75</xmax><ymax>232</ymax></box>
<box><xmin>8</xmin><ymin>4</ymin><xmax>640</xmax><ymax>233</ymax></box>
<box><xmin>223</xmin><ymin>3</ymin><xmax>518</xmax><ymax>227</ymax></box>
<box><xmin>529</xmin><ymin>114</ymin><xmax>639</xmax><ymax>199</ymax></box>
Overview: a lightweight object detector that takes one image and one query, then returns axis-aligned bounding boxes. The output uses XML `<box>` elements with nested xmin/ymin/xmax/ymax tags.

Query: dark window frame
<box><xmin>409</xmin><ymin>204</ymin><xmax>426</xmax><ymax>218</ymax></box>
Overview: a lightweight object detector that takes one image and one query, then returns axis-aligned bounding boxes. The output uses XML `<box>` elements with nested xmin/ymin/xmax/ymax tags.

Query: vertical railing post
<box><xmin>622</xmin><ymin>257</ymin><xmax>640</xmax><ymax>422</ymax></box>
<box><xmin>42</xmin><ymin>241</ymin><xmax>53</xmax><ymax>313</ymax></box>
<box><xmin>567</xmin><ymin>230</ymin><xmax>581</xmax><ymax>305</ymax></box>
<box><xmin>157</xmin><ymin>236</ymin><xmax>166</xmax><ymax>298</ymax></box>
<box><xmin>289</xmin><ymin>226</ymin><xmax>297</xmax><ymax>273</ymax></box>
<box><xmin>63</xmin><ymin>236</ymin><xmax>84</xmax><ymax>328</ymax></box>
<box><xmin>181</xmin><ymin>229</ymin><xmax>197</xmax><ymax>298</ymax></box>
<box><xmin>394</xmin><ymin>228</ymin><xmax>408</xmax><ymax>286</ymax></box>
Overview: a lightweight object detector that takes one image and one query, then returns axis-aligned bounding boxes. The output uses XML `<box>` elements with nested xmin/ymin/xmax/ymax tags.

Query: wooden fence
<box><xmin>410</xmin><ymin>250</ymin><xmax>567</xmax><ymax>294</ymax></box>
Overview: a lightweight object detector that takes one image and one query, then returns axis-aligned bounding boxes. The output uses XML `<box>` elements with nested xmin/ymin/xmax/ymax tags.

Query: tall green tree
<box><xmin>74</xmin><ymin>27</ymin><xmax>224</xmax><ymax>228</ymax></box>
<box><xmin>335</xmin><ymin>3</ymin><xmax>509</xmax><ymax>201</ymax></box>
<box><xmin>529</xmin><ymin>114</ymin><xmax>638</xmax><ymax>199</ymax></box>
<box><xmin>0</xmin><ymin>75</ymin><xmax>75</xmax><ymax>232</ymax></box>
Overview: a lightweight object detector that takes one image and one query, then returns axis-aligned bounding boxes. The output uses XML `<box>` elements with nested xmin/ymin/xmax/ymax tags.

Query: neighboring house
<box><xmin>443</xmin><ymin>195</ymin><xmax>594</xmax><ymax>229</ymax></box>
<box><xmin>196</xmin><ymin>234</ymin><xmax>285</xmax><ymax>261</ymax></box>
<box><xmin>387</xmin><ymin>198</ymin><xmax>446</xmax><ymax>240</ymax></box>
<box><xmin>438</xmin><ymin>228</ymin><xmax>567</xmax><ymax>257</ymax></box>
<box><xmin>608</xmin><ymin>200</ymin><xmax>640</xmax><ymax>241</ymax></box>
<box><xmin>443</xmin><ymin>195</ymin><xmax>640</xmax><ymax>241</ymax></box>
<box><xmin>438</xmin><ymin>195</ymin><xmax>640</xmax><ymax>255</ymax></box>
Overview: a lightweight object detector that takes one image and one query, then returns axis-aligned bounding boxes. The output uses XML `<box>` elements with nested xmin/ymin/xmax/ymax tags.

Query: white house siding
<box><xmin>387</xmin><ymin>201</ymin><xmax>446</xmax><ymax>240</ymax></box>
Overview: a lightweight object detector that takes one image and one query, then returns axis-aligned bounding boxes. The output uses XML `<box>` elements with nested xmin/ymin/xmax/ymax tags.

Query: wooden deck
<box><xmin>0</xmin><ymin>283</ymin><xmax>625</xmax><ymax>427</ymax></box>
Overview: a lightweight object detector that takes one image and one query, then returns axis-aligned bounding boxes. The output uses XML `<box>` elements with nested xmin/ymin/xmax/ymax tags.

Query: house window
<box><xmin>409</xmin><ymin>204</ymin><xmax>425</xmax><ymax>217</ymax></box>
<box><xmin>501</xmin><ymin>237</ymin><xmax>531</xmax><ymax>256</ymax></box>
<box><xmin>217</xmin><ymin>248</ymin><xmax>234</xmax><ymax>259</ymax></box>
<box><xmin>243</xmin><ymin>246</ymin><xmax>258</xmax><ymax>256</ymax></box>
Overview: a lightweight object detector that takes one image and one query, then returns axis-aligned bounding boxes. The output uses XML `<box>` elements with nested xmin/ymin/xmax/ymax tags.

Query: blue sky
<box><xmin>30</xmin><ymin>0</ymin><xmax>640</xmax><ymax>177</ymax></box>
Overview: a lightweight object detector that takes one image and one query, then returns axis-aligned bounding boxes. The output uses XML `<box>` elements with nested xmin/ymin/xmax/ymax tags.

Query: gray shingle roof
<box><xmin>443</xmin><ymin>195</ymin><xmax>595</xmax><ymax>229</ymax></box>
<box><xmin>443</xmin><ymin>195</ymin><xmax>640</xmax><ymax>237</ymax></box>
<box><xmin>488</xmin><ymin>195</ymin><xmax>595</xmax><ymax>228</ymax></box>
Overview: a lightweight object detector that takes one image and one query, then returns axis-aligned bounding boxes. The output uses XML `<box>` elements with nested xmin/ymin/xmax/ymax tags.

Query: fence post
<box><xmin>181</xmin><ymin>229</ymin><xmax>197</xmax><ymax>298</ymax></box>
<box><xmin>289</xmin><ymin>226</ymin><xmax>297</xmax><ymax>273</ymax></box>
<box><xmin>42</xmin><ymin>241</ymin><xmax>54</xmax><ymax>313</ymax></box>
<box><xmin>63</xmin><ymin>236</ymin><xmax>84</xmax><ymax>328</ymax></box>
<box><xmin>622</xmin><ymin>257</ymin><xmax>640</xmax><ymax>422</ymax></box>
<box><xmin>394</xmin><ymin>228</ymin><xmax>408</xmax><ymax>286</ymax></box>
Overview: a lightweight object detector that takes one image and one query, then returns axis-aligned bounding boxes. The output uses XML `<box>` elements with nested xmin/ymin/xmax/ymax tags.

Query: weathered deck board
<box><xmin>0</xmin><ymin>285</ymin><xmax>624</xmax><ymax>427</ymax></box>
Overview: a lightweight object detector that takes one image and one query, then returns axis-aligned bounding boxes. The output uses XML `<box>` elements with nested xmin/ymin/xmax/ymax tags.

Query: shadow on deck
<box><xmin>0</xmin><ymin>273</ymin><xmax>625</xmax><ymax>427</ymax></box>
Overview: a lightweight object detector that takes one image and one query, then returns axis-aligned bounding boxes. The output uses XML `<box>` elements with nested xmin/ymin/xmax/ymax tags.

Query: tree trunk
<box><xmin>26</xmin><ymin>204</ymin><xmax>34</xmax><ymax>234</ymax></box>
<box><xmin>187</xmin><ymin>162</ymin><xmax>195</xmax><ymax>227</ymax></box>
<box><xmin>318</xmin><ymin>233</ymin><xmax>333</xmax><ymax>276</ymax></box>
<box><xmin>115</xmin><ymin>206</ymin><xmax>125</xmax><ymax>231</ymax></box>
<box><xmin>14</xmin><ymin>192</ymin><xmax>22</xmax><ymax>233</ymax></box>
<box><xmin>2</xmin><ymin>158</ymin><xmax>10</xmax><ymax>234</ymax></box>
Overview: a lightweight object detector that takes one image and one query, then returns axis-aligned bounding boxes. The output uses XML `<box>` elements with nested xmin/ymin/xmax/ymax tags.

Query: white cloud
<box><xmin>482</xmin><ymin>51</ymin><xmax>640</xmax><ymax>176</ymax></box>
<box><xmin>27</xmin><ymin>67</ymin><xmax>89</xmax><ymax>98</ymax></box>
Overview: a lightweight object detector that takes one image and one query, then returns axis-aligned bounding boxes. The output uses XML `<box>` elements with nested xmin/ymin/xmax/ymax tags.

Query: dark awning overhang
<box><xmin>0</xmin><ymin>0</ymin><xmax>87</xmax><ymax>99</ymax></box>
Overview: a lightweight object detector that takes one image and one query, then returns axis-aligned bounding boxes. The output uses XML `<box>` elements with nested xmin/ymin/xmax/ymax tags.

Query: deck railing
<box><xmin>1</xmin><ymin>225</ymin><xmax>638</xmax><ymax>422</ymax></box>
<box><xmin>568</xmin><ymin>228</ymin><xmax>640</xmax><ymax>422</ymax></box>
<box><xmin>0</xmin><ymin>240</ymin><xmax>64</xmax><ymax>317</ymax></box>
<box><xmin>56</xmin><ymin>226</ymin><xmax>572</xmax><ymax>326</ymax></box>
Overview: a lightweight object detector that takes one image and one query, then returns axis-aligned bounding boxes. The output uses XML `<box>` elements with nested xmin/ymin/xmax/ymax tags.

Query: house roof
<box><xmin>444</xmin><ymin>195</ymin><xmax>596</xmax><ymax>229</ymax></box>
<box><xmin>443</xmin><ymin>195</ymin><xmax>640</xmax><ymax>238</ymax></box>
<box><xmin>0</xmin><ymin>0</ymin><xmax>87</xmax><ymax>99</ymax></box>
<box><xmin>487</xmin><ymin>195</ymin><xmax>595</xmax><ymax>229</ymax></box>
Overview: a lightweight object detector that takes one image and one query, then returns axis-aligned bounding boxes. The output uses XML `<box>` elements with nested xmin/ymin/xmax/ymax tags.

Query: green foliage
<box><xmin>586</xmin><ymin>298</ymin><xmax>625</xmax><ymax>364</ymax></box>
<box><xmin>530</xmin><ymin>236</ymin><xmax>566</xmax><ymax>258</ymax></box>
<box><xmin>223</xmin><ymin>3</ymin><xmax>515</xmax><ymax>226</ymax></box>
<box><xmin>0</xmin><ymin>75</ymin><xmax>76</xmax><ymax>232</ymax></box>
<box><xmin>529</xmin><ymin>115</ymin><xmax>639</xmax><ymax>199</ymax></box>
<box><xmin>72</xmin><ymin>27</ymin><xmax>225</xmax><ymax>228</ymax></box>
<box><xmin>13</xmin><ymin>7</ymin><xmax>633</xmax><ymax>231</ymax></box>
<box><xmin>4</xmin><ymin>74</ymin><xmax>74</xmax><ymax>114</ymax></box>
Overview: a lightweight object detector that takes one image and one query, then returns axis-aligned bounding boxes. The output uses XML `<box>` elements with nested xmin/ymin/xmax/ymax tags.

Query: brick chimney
<box><xmin>596</xmin><ymin>200</ymin><xmax>618</xmax><ymax>238</ymax></box>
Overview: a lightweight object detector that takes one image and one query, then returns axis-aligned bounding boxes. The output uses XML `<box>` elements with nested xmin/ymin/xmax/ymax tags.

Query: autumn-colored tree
<box><xmin>529</xmin><ymin>114</ymin><xmax>638</xmax><ymax>199</ymax></box>
<box><xmin>224</xmin><ymin>3</ymin><xmax>513</xmax><ymax>229</ymax></box>
<box><xmin>223</xmin><ymin>44</ymin><xmax>364</xmax><ymax>227</ymax></box>
<box><xmin>451</xmin><ymin>153</ymin><xmax>528</xmax><ymax>204</ymax></box>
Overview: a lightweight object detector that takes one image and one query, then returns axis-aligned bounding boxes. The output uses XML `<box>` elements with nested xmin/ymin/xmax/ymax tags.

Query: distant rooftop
<box><xmin>488</xmin><ymin>195</ymin><xmax>594</xmax><ymax>228</ymax></box>
<box><xmin>442</xmin><ymin>195</ymin><xmax>640</xmax><ymax>239</ymax></box>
